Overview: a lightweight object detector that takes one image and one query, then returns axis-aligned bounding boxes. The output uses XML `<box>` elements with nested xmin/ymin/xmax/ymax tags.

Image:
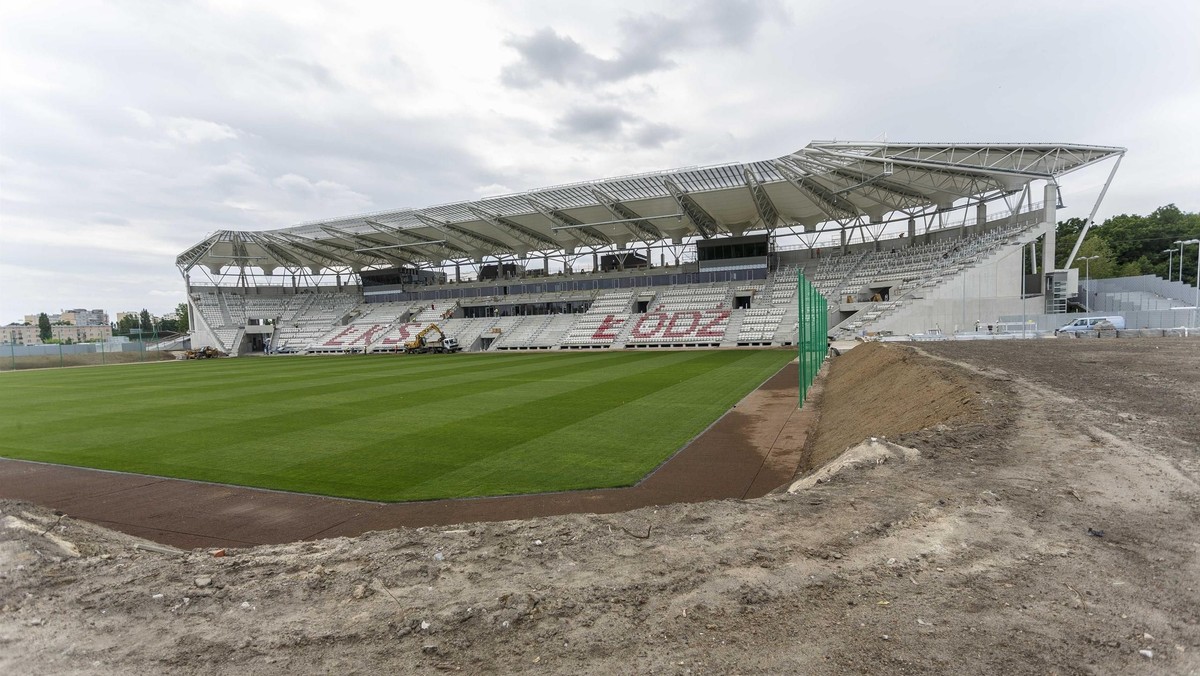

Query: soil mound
<box><xmin>797</xmin><ymin>342</ymin><xmax>988</xmax><ymax>475</ymax></box>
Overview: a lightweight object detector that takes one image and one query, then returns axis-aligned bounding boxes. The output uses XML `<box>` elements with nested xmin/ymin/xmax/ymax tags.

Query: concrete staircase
<box><xmin>721</xmin><ymin>309</ymin><xmax>746</xmax><ymax>347</ymax></box>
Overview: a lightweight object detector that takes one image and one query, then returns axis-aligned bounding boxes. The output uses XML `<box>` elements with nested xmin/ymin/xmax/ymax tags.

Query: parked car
<box><xmin>1056</xmin><ymin>316</ymin><xmax>1125</xmax><ymax>334</ymax></box>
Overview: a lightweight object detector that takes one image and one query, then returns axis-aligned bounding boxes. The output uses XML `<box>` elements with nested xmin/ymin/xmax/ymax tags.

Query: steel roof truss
<box><xmin>246</xmin><ymin>232</ymin><xmax>307</xmax><ymax>269</ymax></box>
<box><xmin>412</xmin><ymin>213</ymin><xmax>512</xmax><ymax>255</ymax></box>
<box><xmin>288</xmin><ymin>232</ymin><xmax>388</xmax><ymax>267</ymax></box>
<box><xmin>364</xmin><ymin>219</ymin><xmax>469</xmax><ymax>260</ymax></box>
<box><xmin>465</xmin><ymin>206</ymin><xmax>562</xmax><ymax>251</ymax></box>
<box><xmin>320</xmin><ymin>226</ymin><xmax>417</xmax><ymax>267</ymax></box>
<box><xmin>742</xmin><ymin>167</ymin><xmax>781</xmax><ymax>228</ymax></box>
<box><xmin>264</xmin><ymin>233</ymin><xmax>349</xmax><ymax>270</ymax></box>
<box><xmin>525</xmin><ymin>198</ymin><xmax>612</xmax><ymax>247</ymax></box>
<box><xmin>175</xmin><ymin>234</ymin><xmax>222</xmax><ymax>270</ymax></box>
<box><xmin>589</xmin><ymin>188</ymin><xmax>663</xmax><ymax>242</ymax></box>
<box><xmin>772</xmin><ymin>160</ymin><xmax>859</xmax><ymax>221</ymax></box>
<box><xmin>787</xmin><ymin>155</ymin><xmax>915</xmax><ymax>216</ymax></box>
<box><xmin>662</xmin><ymin>178</ymin><xmax>721</xmax><ymax>239</ymax></box>
<box><xmin>793</xmin><ymin>153</ymin><xmax>930</xmax><ymax>212</ymax></box>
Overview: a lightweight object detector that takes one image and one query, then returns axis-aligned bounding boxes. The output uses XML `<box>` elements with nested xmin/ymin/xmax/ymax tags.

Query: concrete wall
<box><xmin>998</xmin><ymin>309</ymin><xmax>1198</xmax><ymax>332</ymax></box>
<box><xmin>1084</xmin><ymin>274</ymin><xmax>1198</xmax><ymax>306</ymax></box>
<box><xmin>868</xmin><ymin>223</ymin><xmax>1049</xmax><ymax>335</ymax></box>
<box><xmin>187</xmin><ymin>309</ymin><xmax>222</xmax><ymax>353</ymax></box>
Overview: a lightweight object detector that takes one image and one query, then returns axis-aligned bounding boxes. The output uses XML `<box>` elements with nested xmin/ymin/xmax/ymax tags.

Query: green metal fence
<box><xmin>797</xmin><ymin>270</ymin><xmax>828</xmax><ymax>405</ymax></box>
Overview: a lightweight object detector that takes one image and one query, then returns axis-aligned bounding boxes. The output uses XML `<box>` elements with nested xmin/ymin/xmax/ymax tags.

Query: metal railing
<box><xmin>797</xmin><ymin>271</ymin><xmax>828</xmax><ymax>405</ymax></box>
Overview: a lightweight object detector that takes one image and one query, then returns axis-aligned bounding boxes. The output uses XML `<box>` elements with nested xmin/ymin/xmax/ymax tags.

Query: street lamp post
<box><xmin>1163</xmin><ymin>249</ymin><xmax>1175</xmax><ymax>282</ymax></box>
<box><xmin>1175</xmin><ymin>240</ymin><xmax>1187</xmax><ymax>284</ymax></box>
<box><xmin>1079</xmin><ymin>255</ymin><xmax>1100</xmax><ymax>312</ymax></box>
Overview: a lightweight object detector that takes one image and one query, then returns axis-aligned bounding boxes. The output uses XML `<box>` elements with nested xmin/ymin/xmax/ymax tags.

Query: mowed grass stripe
<box><xmin>71</xmin><ymin>352</ymin><xmax>666</xmax><ymax>485</ymax></box>
<box><xmin>398</xmin><ymin>351</ymin><xmax>783</xmax><ymax>500</ymax></box>
<box><xmin>279</xmin><ymin>351</ymin><xmax>741</xmax><ymax>499</ymax></box>
<box><xmin>103</xmin><ymin>351</ymin><xmax>719</xmax><ymax>494</ymax></box>
<box><xmin>0</xmin><ymin>353</ymin><xmax>616</xmax><ymax>451</ymax></box>
<box><xmin>0</xmin><ymin>350</ymin><xmax>794</xmax><ymax>501</ymax></box>
<box><xmin>0</xmin><ymin>352</ymin><xmax>565</xmax><ymax>417</ymax></box>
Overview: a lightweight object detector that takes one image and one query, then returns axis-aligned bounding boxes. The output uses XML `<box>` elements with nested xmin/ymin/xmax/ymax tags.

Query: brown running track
<box><xmin>0</xmin><ymin>363</ymin><xmax>816</xmax><ymax>550</ymax></box>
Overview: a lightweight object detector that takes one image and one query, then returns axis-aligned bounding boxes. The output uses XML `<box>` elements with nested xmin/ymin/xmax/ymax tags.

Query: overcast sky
<box><xmin>1</xmin><ymin>0</ymin><xmax>1197</xmax><ymax>322</ymax></box>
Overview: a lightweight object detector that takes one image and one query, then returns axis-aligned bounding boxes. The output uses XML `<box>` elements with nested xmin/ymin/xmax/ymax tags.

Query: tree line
<box><xmin>1055</xmin><ymin>204</ymin><xmax>1200</xmax><ymax>285</ymax></box>
<box><xmin>111</xmin><ymin>303</ymin><xmax>189</xmax><ymax>338</ymax></box>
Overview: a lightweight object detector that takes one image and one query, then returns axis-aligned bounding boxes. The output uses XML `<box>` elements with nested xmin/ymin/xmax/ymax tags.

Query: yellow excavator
<box><xmin>403</xmin><ymin>324</ymin><xmax>462</xmax><ymax>354</ymax></box>
<box><xmin>184</xmin><ymin>346</ymin><xmax>222</xmax><ymax>359</ymax></box>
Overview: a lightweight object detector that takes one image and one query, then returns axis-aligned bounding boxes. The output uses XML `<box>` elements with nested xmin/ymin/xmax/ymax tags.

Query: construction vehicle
<box><xmin>184</xmin><ymin>346</ymin><xmax>222</xmax><ymax>359</ymax></box>
<box><xmin>402</xmin><ymin>324</ymin><xmax>462</xmax><ymax>354</ymax></box>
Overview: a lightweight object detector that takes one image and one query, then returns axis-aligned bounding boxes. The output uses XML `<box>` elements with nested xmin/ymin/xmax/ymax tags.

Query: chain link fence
<box><xmin>1</xmin><ymin>340</ymin><xmax>178</xmax><ymax>371</ymax></box>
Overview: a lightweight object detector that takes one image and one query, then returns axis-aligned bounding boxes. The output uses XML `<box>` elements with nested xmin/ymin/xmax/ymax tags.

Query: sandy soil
<box><xmin>2</xmin><ymin>339</ymin><xmax>1198</xmax><ymax>674</ymax></box>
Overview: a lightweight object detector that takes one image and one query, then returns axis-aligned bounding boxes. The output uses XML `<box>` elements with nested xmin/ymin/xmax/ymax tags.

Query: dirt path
<box><xmin>0</xmin><ymin>362</ymin><xmax>816</xmax><ymax>549</ymax></box>
<box><xmin>2</xmin><ymin>340</ymin><xmax>1198</xmax><ymax>674</ymax></box>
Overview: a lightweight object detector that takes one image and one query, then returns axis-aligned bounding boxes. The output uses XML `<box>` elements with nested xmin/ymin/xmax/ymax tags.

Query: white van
<box><xmin>1056</xmin><ymin>316</ymin><xmax>1126</xmax><ymax>334</ymax></box>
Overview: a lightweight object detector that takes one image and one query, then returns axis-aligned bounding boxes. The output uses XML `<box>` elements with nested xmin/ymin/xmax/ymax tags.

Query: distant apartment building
<box><xmin>24</xmin><ymin>312</ymin><xmax>60</xmax><ymax>325</ymax></box>
<box><xmin>115</xmin><ymin>311</ymin><xmax>141</xmax><ymax>323</ymax></box>
<box><xmin>23</xmin><ymin>308</ymin><xmax>110</xmax><ymax>326</ymax></box>
<box><xmin>61</xmin><ymin>308</ymin><xmax>110</xmax><ymax>326</ymax></box>
<box><xmin>2</xmin><ymin>324</ymin><xmax>113</xmax><ymax>345</ymax></box>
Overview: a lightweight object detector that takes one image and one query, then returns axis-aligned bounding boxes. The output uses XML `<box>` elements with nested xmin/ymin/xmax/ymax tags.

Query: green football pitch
<box><xmin>0</xmin><ymin>350</ymin><xmax>794</xmax><ymax>502</ymax></box>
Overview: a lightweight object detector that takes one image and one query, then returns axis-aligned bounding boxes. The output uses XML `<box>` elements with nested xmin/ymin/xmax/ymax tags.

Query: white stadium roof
<box><xmin>177</xmin><ymin>141</ymin><xmax>1124</xmax><ymax>275</ymax></box>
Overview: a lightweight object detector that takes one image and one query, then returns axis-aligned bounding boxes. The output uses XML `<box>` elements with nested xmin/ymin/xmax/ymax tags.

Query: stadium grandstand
<box><xmin>177</xmin><ymin>141</ymin><xmax>1128</xmax><ymax>354</ymax></box>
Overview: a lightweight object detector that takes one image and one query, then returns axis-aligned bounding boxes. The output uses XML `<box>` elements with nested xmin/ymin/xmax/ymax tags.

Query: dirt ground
<box><xmin>2</xmin><ymin>339</ymin><xmax>1198</xmax><ymax>674</ymax></box>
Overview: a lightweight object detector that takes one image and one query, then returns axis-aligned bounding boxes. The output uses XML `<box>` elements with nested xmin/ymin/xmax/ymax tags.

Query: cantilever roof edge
<box><xmin>177</xmin><ymin>141</ymin><xmax>1124</xmax><ymax>273</ymax></box>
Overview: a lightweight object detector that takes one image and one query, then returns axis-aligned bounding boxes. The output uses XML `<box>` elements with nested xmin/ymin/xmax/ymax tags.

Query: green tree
<box><xmin>1069</xmin><ymin>236</ymin><xmax>1118</xmax><ymax>279</ymax></box>
<box><xmin>1054</xmin><ymin>217</ymin><xmax>1086</xmax><ymax>269</ymax></box>
<box><xmin>175</xmin><ymin>302</ymin><xmax>189</xmax><ymax>334</ymax></box>
<box><xmin>1056</xmin><ymin>205</ymin><xmax>1200</xmax><ymax>286</ymax></box>
<box><xmin>37</xmin><ymin>313</ymin><xmax>51</xmax><ymax>341</ymax></box>
<box><xmin>114</xmin><ymin>315</ymin><xmax>139</xmax><ymax>337</ymax></box>
<box><xmin>139</xmin><ymin>309</ymin><xmax>152</xmax><ymax>336</ymax></box>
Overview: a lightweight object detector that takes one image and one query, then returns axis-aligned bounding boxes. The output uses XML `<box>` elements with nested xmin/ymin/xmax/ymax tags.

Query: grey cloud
<box><xmin>500</xmin><ymin>28</ymin><xmax>669</xmax><ymax>88</ymax></box>
<box><xmin>501</xmin><ymin>1</ymin><xmax>781</xmax><ymax>89</ymax></box>
<box><xmin>555</xmin><ymin>106</ymin><xmax>635</xmax><ymax>138</ymax></box>
<box><xmin>697</xmin><ymin>0</ymin><xmax>778</xmax><ymax>46</ymax></box>
<box><xmin>630</xmin><ymin>122</ymin><xmax>682</xmax><ymax>149</ymax></box>
<box><xmin>553</xmin><ymin>105</ymin><xmax>681</xmax><ymax>149</ymax></box>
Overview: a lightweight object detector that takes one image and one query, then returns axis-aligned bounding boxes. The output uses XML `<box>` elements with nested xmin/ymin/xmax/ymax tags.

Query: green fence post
<box><xmin>797</xmin><ymin>269</ymin><xmax>805</xmax><ymax>405</ymax></box>
<box><xmin>796</xmin><ymin>269</ymin><xmax>828</xmax><ymax>409</ymax></box>
<box><xmin>59</xmin><ymin>343</ymin><xmax>64</xmax><ymax>368</ymax></box>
